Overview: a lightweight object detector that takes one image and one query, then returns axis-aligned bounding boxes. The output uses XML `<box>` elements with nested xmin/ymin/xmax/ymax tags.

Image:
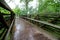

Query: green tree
<box><xmin>13</xmin><ymin>6</ymin><xmax>21</xmax><ymax>16</ymax></box>
<box><xmin>38</xmin><ymin>0</ymin><xmax>60</xmax><ymax>13</ymax></box>
<box><xmin>20</xmin><ymin>0</ymin><xmax>33</xmax><ymax>14</ymax></box>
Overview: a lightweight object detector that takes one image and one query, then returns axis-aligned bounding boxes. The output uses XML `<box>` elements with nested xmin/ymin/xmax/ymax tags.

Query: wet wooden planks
<box><xmin>12</xmin><ymin>18</ymin><xmax>51</xmax><ymax>40</ymax></box>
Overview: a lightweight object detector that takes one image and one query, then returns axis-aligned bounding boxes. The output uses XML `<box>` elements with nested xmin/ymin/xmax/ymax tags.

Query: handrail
<box><xmin>24</xmin><ymin>17</ymin><xmax>60</xmax><ymax>29</ymax></box>
<box><xmin>5</xmin><ymin>18</ymin><xmax>15</xmax><ymax>40</ymax></box>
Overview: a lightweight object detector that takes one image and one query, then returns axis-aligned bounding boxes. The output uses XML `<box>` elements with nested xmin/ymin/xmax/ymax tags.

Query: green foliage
<box><xmin>28</xmin><ymin>0</ymin><xmax>60</xmax><ymax>23</ymax></box>
<box><xmin>38</xmin><ymin>0</ymin><xmax>60</xmax><ymax>13</ymax></box>
<box><xmin>0</xmin><ymin>7</ymin><xmax>10</xmax><ymax>14</ymax></box>
<box><xmin>13</xmin><ymin>7</ymin><xmax>21</xmax><ymax>16</ymax></box>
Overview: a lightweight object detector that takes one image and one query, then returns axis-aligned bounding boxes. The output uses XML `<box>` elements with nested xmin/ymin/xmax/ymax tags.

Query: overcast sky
<box><xmin>5</xmin><ymin>0</ymin><xmax>38</xmax><ymax>9</ymax></box>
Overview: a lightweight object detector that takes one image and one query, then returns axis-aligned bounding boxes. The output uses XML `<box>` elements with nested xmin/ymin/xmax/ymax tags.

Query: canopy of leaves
<box><xmin>13</xmin><ymin>0</ymin><xmax>60</xmax><ymax>17</ymax></box>
<box><xmin>38</xmin><ymin>0</ymin><xmax>60</xmax><ymax>13</ymax></box>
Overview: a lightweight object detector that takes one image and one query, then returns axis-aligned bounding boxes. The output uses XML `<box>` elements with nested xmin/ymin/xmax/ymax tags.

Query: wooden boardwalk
<box><xmin>12</xmin><ymin>18</ymin><xmax>56</xmax><ymax>40</ymax></box>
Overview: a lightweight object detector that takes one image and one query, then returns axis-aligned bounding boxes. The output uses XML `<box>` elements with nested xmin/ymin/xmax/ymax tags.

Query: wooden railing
<box><xmin>0</xmin><ymin>12</ymin><xmax>15</xmax><ymax>40</ymax></box>
<box><xmin>0</xmin><ymin>0</ymin><xmax>15</xmax><ymax>40</ymax></box>
<box><xmin>5</xmin><ymin>18</ymin><xmax>15</xmax><ymax>40</ymax></box>
<box><xmin>24</xmin><ymin>17</ymin><xmax>60</xmax><ymax>29</ymax></box>
<box><xmin>23</xmin><ymin>17</ymin><xmax>60</xmax><ymax>39</ymax></box>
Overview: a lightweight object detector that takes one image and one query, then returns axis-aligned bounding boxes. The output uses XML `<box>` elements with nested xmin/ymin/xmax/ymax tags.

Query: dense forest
<box><xmin>0</xmin><ymin>0</ymin><xmax>60</xmax><ymax>39</ymax></box>
<box><xmin>13</xmin><ymin>0</ymin><xmax>60</xmax><ymax>25</ymax></box>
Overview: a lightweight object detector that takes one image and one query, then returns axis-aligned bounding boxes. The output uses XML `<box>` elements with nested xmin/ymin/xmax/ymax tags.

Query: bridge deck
<box><xmin>12</xmin><ymin>18</ymin><xmax>56</xmax><ymax>40</ymax></box>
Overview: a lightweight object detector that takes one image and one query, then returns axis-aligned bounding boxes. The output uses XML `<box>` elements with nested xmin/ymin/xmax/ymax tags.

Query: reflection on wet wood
<box><xmin>12</xmin><ymin>18</ymin><xmax>51</xmax><ymax>40</ymax></box>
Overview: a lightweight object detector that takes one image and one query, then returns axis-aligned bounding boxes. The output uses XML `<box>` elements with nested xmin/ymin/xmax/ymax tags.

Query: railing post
<box><xmin>10</xmin><ymin>12</ymin><xmax>15</xmax><ymax>22</ymax></box>
<box><xmin>0</xmin><ymin>12</ymin><xmax>8</xmax><ymax>28</ymax></box>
